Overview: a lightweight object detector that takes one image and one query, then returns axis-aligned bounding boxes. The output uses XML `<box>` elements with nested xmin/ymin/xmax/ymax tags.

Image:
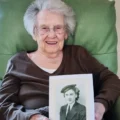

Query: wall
<box><xmin>115</xmin><ymin>0</ymin><xmax>120</xmax><ymax>78</ymax></box>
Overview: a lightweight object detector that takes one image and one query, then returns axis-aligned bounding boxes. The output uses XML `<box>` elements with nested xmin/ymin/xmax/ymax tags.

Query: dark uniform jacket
<box><xmin>60</xmin><ymin>102</ymin><xmax>86</xmax><ymax>120</ymax></box>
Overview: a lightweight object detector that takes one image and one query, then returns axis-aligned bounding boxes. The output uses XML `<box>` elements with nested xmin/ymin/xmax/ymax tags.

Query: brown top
<box><xmin>0</xmin><ymin>45</ymin><xmax>120</xmax><ymax>120</ymax></box>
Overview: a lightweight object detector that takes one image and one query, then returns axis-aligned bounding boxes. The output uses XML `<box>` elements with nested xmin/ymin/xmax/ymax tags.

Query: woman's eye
<box><xmin>56</xmin><ymin>26</ymin><xmax>61</xmax><ymax>29</ymax></box>
<box><xmin>42</xmin><ymin>27</ymin><xmax>48</xmax><ymax>30</ymax></box>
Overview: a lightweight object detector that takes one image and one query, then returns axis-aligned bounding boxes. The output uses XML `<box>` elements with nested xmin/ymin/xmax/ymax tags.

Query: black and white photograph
<box><xmin>60</xmin><ymin>84</ymin><xmax>86</xmax><ymax>120</ymax></box>
<box><xmin>49</xmin><ymin>74</ymin><xmax>94</xmax><ymax>120</ymax></box>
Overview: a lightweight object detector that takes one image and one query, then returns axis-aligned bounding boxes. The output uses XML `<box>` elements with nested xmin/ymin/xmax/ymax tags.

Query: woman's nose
<box><xmin>47</xmin><ymin>29</ymin><xmax>56</xmax><ymax>38</ymax></box>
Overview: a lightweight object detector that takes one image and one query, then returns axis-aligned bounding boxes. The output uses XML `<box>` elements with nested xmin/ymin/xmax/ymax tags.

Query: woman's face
<box><xmin>64</xmin><ymin>89</ymin><xmax>77</xmax><ymax>105</ymax></box>
<box><xmin>33</xmin><ymin>10</ymin><xmax>68</xmax><ymax>55</ymax></box>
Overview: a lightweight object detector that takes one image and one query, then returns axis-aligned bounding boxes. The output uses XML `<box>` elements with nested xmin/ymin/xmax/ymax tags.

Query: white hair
<box><xmin>23</xmin><ymin>0</ymin><xmax>76</xmax><ymax>37</ymax></box>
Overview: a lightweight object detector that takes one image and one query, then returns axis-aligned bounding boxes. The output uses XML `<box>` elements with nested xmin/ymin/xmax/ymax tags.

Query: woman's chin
<box><xmin>44</xmin><ymin>48</ymin><xmax>60</xmax><ymax>55</ymax></box>
<box><xmin>43</xmin><ymin>46</ymin><xmax>62</xmax><ymax>54</ymax></box>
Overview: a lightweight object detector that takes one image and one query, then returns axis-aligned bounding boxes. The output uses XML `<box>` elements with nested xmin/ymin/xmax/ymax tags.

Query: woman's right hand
<box><xmin>95</xmin><ymin>102</ymin><xmax>105</xmax><ymax>120</ymax></box>
<box><xmin>30</xmin><ymin>114</ymin><xmax>49</xmax><ymax>120</ymax></box>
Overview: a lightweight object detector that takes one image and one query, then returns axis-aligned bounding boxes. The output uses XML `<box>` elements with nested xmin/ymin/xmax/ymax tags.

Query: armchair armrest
<box><xmin>112</xmin><ymin>96</ymin><xmax>120</xmax><ymax>120</ymax></box>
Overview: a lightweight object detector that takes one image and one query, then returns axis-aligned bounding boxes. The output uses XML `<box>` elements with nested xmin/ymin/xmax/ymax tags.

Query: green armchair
<box><xmin>0</xmin><ymin>0</ymin><xmax>120</xmax><ymax>119</ymax></box>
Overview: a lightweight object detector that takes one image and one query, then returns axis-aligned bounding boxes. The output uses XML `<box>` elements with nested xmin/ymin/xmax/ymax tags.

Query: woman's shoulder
<box><xmin>64</xmin><ymin>45</ymin><xmax>88</xmax><ymax>54</ymax></box>
<box><xmin>8</xmin><ymin>51</ymin><xmax>27</xmax><ymax>63</ymax></box>
<box><xmin>5</xmin><ymin>51</ymin><xmax>28</xmax><ymax>73</ymax></box>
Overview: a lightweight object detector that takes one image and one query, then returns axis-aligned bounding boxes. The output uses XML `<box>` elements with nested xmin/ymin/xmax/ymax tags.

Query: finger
<box><xmin>42</xmin><ymin>117</ymin><xmax>49</xmax><ymax>120</ymax></box>
<box><xmin>38</xmin><ymin>116</ymin><xmax>48</xmax><ymax>120</ymax></box>
<box><xmin>95</xmin><ymin>113</ymin><xmax>101</xmax><ymax>120</ymax></box>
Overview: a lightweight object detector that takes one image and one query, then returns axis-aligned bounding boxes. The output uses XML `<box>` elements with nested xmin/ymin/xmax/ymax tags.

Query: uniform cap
<box><xmin>61</xmin><ymin>84</ymin><xmax>76</xmax><ymax>93</ymax></box>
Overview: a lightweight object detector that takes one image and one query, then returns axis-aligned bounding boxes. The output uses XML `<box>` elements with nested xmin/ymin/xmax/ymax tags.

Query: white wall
<box><xmin>115</xmin><ymin>0</ymin><xmax>120</xmax><ymax>78</ymax></box>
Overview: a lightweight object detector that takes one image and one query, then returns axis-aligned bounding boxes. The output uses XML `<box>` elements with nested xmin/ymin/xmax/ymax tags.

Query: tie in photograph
<box><xmin>66</xmin><ymin>105</ymin><xmax>71</xmax><ymax>120</ymax></box>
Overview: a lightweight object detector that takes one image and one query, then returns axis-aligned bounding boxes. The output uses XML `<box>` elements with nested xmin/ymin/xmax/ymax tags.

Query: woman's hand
<box><xmin>95</xmin><ymin>102</ymin><xmax>105</xmax><ymax>120</ymax></box>
<box><xmin>30</xmin><ymin>114</ymin><xmax>49</xmax><ymax>120</ymax></box>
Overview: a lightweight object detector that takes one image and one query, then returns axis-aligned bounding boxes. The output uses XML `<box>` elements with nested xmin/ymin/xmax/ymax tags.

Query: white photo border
<box><xmin>49</xmin><ymin>74</ymin><xmax>94</xmax><ymax>120</ymax></box>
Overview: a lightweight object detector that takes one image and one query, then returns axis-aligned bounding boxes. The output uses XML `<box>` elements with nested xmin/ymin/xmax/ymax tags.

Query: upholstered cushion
<box><xmin>0</xmin><ymin>0</ymin><xmax>118</xmax><ymax>80</ymax></box>
<box><xmin>64</xmin><ymin>0</ymin><xmax>117</xmax><ymax>73</ymax></box>
<box><xmin>0</xmin><ymin>0</ymin><xmax>37</xmax><ymax>79</ymax></box>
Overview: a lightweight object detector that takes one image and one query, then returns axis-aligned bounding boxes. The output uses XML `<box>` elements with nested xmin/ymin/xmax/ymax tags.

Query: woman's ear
<box><xmin>32</xmin><ymin>26</ymin><xmax>37</xmax><ymax>41</ymax></box>
<box><xmin>32</xmin><ymin>35</ymin><xmax>37</xmax><ymax>41</ymax></box>
<box><xmin>75</xmin><ymin>94</ymin><xmax>77</xmax><ymax>98</ymax></box>
<box><xmin>65</xmin><ymin>33</ymin><xmax>68</xmax><ymax>40</ymax></box>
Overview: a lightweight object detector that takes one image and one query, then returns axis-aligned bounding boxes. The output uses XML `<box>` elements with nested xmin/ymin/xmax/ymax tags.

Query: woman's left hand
<box><xmin>30</xmin><ymin>114</ymin><xmax>49</xmax><ymax>120</ymax></box>
<box><xmin>95</xmin><ymin>102</ymin><xmax>105</xmax><ymax>120</ymax></box>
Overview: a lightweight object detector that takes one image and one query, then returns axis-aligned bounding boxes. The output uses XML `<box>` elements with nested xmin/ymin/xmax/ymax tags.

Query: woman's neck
<box><xmin>28</xmin><ymin>50</ymin><xmax>63</xmax><ymax>69</ymax></box>
<box><xmin>35</xmin><ymin>49</ymin><xmax>63</xmax><ymax>60</ymax></box>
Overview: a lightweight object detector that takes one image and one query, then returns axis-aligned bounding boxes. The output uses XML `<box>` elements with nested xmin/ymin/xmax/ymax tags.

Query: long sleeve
<box><xmin>78</xmin><ymin>46</ymin><xmax>120</xmax><ymax>111</ymax></box>
<box><xmin>0</xmin><ymin>60</ymin><xmax>40</xmax><ymax>120</ymax></box>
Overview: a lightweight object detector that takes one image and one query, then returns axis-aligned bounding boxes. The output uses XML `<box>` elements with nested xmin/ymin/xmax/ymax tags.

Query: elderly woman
<box><xmin>0</xmin><ymin>0</ymin><xmax>120</xmax><ymax>120</ymax></box>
